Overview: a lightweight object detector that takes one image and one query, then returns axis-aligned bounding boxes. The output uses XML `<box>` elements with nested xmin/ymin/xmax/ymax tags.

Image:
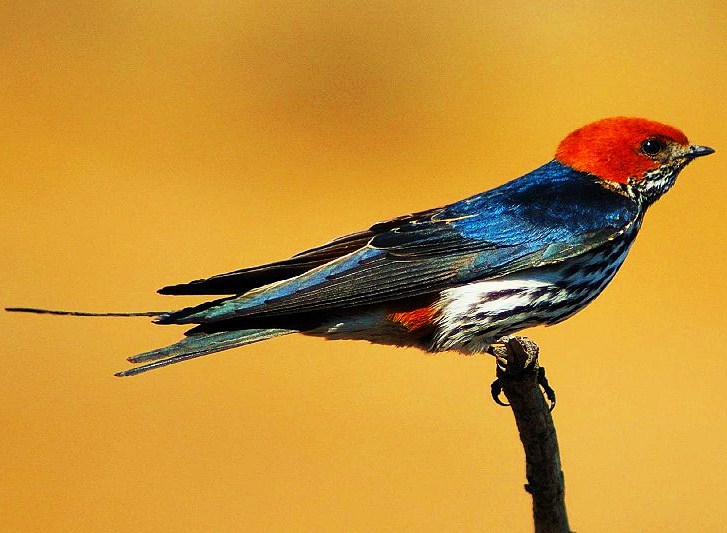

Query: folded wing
<box><xmin>158</xmin><ymin>163</ymin><xmax>639</xmax><ymax>326</ymax></box>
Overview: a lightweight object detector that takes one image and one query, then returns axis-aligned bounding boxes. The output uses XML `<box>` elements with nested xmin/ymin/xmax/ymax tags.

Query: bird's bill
<box><xmin>686</xmin><ymin>144</ymin><xmax>716</xmax><ymax>158</ymax></box>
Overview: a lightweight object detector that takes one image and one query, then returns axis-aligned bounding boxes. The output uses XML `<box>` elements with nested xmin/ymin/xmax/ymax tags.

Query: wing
<box><xmin>158</xmin><ymin>208</ymin><xmax>441</xmax><ymax>295</ymax></box>
<box><xmin>158</xmin><ymin>161</ymin><xmax>640</xmax><ymax>325</ymax></box>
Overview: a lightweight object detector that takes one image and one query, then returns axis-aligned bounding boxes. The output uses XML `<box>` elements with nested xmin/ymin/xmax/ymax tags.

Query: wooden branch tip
<box><xmin>494</xmin><ymin>336</ymin><xmax>573</xmax><ymax>533</ymax></box>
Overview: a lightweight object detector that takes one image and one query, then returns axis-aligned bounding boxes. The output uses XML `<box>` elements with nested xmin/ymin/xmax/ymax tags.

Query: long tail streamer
<box><xmin>5</xmin><ymin>307</ymin><xmax>164</xmax><ymax>317</ymax></box>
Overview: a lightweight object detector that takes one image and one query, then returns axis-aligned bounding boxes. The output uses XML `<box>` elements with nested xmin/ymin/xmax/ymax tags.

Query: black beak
<box><xmin>686</xmin><ymin>145</ymin><xmax>715</xmax><ymax>159</ymax></box>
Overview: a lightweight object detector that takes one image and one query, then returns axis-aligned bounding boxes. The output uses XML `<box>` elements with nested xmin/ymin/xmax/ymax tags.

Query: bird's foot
<box><xmin>487</xmin><ymin>336</ymin><xmax>556</xmax><ymax>411</ymax></box>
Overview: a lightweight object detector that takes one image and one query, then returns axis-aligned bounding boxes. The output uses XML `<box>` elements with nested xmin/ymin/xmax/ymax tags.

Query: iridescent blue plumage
<box><xmin>440</xmin><ymin>160</ymin><xmax>637</xmax><ymax>241</ymax></box>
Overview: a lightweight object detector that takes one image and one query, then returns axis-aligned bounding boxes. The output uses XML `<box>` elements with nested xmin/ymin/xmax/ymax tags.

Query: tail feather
<box><xmin>5</xmin><ymin>307</ymin><xmax>164</xmax><ymax>317</ymax></box>
<box><xmin>116</xmin><ymin>328</ymin><xmax>294</xmax><ymax>377</ymax></box>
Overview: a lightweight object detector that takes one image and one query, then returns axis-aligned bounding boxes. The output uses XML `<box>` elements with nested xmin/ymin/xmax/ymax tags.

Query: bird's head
<box><xmin>555</xmin><ymin>117</ymin><xmax>714</xmax><ymax>205</ymax></box>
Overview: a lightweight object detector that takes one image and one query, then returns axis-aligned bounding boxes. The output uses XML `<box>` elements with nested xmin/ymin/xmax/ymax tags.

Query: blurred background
<box><xmin>2</xmin><ymin>1</ymin><xmax>726</xmax><ymax>531</ymax></box>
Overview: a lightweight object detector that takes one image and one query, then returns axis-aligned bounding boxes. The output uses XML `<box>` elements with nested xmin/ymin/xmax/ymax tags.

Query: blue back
<box><xmin>441</xmin><ymin>160</ymin><xmax>638</xmax><ymax>244</ymax></box>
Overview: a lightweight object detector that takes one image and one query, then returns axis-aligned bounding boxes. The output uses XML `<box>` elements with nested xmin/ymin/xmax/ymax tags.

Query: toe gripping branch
<box><xmin>488</xmin><ymin>337</ymin><xmax>556</xmax><ymax>412</ymax></box>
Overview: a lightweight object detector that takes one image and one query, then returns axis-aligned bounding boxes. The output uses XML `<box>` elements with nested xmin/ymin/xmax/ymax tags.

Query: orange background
<box><xmin>3</xmin><ymin>1</ymin><xmax>727</xmax><ymax>531</ymax></box>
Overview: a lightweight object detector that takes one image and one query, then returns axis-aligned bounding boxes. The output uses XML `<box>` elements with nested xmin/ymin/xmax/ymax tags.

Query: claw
<box><xmin>490</xmin><ymin>378</ymin><xmax>510</xmax><ymax>407</ymax></box>
<box><xmin>537</xmin><ymin>367</ymin><xmax>557</xmax><ymax>412</ymax></box>
<box><xmin>487</xmin><ymin>336</ymin><xmax>557</xmax><ymax>411</ymax></box>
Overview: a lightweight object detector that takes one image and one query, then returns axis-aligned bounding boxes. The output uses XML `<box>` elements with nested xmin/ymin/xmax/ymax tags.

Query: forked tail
<box><xmin>6</xmin><ymin>306</ymin><xmax>296</xmax><ymax>377</ymax></box>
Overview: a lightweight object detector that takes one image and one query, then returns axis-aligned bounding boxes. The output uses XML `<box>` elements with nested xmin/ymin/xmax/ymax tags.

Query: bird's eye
<box><xmin>640</xmin><ymin>138</ymin><xmax>665</xmax><ymax>156</ymax></box>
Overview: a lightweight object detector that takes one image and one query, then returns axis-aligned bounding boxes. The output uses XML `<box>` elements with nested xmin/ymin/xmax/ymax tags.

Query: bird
<box><xmin>7</xmin><ymin>117</ymin><xmax>714</xmax><ymax>377</ymax></box>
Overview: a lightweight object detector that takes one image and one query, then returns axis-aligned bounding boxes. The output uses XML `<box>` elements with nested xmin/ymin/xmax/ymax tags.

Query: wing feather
<box><xmin>158</xmin><ymin>208</ymin><xmax>441</xmax><ymax>295</ymax></box>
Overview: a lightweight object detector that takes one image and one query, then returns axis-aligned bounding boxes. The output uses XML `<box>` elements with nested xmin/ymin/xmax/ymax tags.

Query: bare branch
<box><xmin>491</xmin><ymin>337</ymin><xmax>573</xmax><ymax>533</ymax></box>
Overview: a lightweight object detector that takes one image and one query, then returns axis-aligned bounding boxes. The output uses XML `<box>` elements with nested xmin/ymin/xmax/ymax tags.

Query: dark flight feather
<box><xmin>158</xmin><ymin>208</ymin><xmax>441</xmax><ymax>295</ymax></box>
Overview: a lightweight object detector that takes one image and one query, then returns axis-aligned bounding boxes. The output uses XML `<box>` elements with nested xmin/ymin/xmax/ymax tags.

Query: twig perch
<box><xmin>490</xmin><ymin>337</ymin><xmax>573</xmax><ymax>533</ymax></box>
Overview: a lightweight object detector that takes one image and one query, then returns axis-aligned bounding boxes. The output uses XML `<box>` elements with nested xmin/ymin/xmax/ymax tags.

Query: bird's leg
<box><xmin>488</xmin><ymin>336</ymin><xmax>556</xmax><ymax>411</ymax></box>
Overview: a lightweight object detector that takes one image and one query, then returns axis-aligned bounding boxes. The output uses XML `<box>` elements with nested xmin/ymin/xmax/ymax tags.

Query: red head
<box><xmin>555</xmin><ymin>117</ymin><xmax>692</xmax><ymax>184</ymax></box>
